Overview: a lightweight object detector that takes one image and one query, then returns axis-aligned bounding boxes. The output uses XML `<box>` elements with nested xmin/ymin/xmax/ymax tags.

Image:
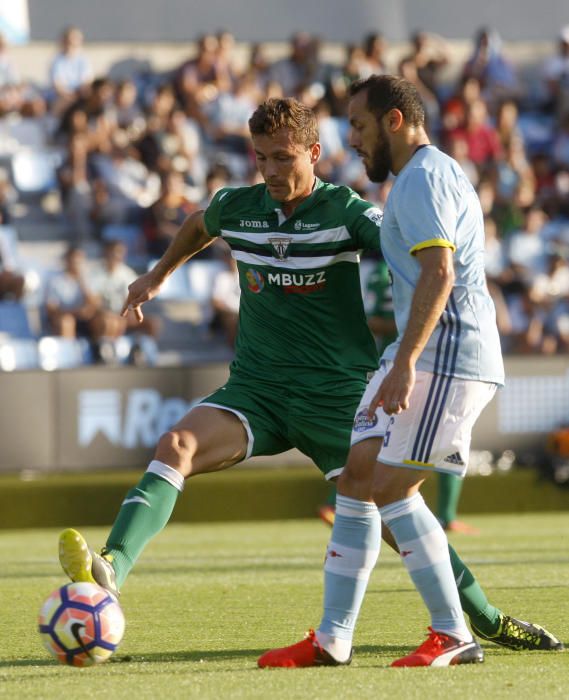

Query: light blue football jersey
<box><xmin>380</xmin><ymin>145</ymin><xmax>505</xmax><ymax>385</ymax></box>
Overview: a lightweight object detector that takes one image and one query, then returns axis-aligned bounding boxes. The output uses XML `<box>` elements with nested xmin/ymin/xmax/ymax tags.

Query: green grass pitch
<box><xmin>1</xmin><ymin>513</ymin><xmax>568</xmax><ymax>699</ymax></box>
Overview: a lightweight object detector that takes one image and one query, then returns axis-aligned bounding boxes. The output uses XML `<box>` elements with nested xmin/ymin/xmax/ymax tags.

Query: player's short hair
<box><xmin>349</xmin><ymin>75</ymin><xmax>425</xmax><ymax>127</ymax></box>
<box><xmin>248</xmin><ymin>98</ymin><xmax>319</xmax><ymax>148</ymax></box>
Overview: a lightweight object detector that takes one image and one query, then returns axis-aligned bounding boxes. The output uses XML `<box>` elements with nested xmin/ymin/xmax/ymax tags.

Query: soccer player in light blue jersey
<box><xmin>259</xmin><ymin>75</ymin><xmax>562</xmax><ymax>669</ymax></box>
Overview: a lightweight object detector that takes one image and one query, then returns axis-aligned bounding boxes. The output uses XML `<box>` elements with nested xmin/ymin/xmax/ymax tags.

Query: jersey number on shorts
<box><xmin>383</xmin><ymin>416</ymin><xmax>395</xmax><ymax>447</ymax></box>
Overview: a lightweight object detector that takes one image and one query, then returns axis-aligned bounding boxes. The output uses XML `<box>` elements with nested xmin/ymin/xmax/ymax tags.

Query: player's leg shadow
<box><xmin>110</xmin><ymin>648</ymin><xmax>269</xmax><ymax>664</ymax></box>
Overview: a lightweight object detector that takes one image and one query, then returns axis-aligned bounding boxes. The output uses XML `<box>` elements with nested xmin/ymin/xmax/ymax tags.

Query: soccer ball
<box><xmin>38</xmin><ymin>581</ymin><xmax>125</xmax><ymax>667</ymax></box>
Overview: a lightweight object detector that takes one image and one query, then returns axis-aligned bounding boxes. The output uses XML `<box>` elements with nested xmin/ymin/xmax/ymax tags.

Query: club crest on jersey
<box><xmin>353</xmin><ymin>408</ymin><xmax>378</xmax><ymax>432</ymax></box>
<box><xmin>246</xmin><ymin>269</ymin><xmax>265</xmax><ymax>293</ymax></box>
<box><xmin>294</xmin><ymin>220</ymin><xmax>320</xmax><ymax>231</ymax></box>
<box><xmin>269</xmin><ymin>236</ymin><xmax>293</xmax><ymax>261</ymax></box>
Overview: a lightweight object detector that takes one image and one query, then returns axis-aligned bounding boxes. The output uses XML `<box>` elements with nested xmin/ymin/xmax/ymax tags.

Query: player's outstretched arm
<box><xmin>121</xmin><ymin>210</ymin><xmax>212</xmax><ymax>322</ymax></box>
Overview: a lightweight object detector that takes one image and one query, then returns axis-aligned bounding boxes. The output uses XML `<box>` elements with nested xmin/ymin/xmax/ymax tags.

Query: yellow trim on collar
<box><xmin>409</xmin><ymin>239</ymin><xmax>456</xmax><ymax>254</ymax></box>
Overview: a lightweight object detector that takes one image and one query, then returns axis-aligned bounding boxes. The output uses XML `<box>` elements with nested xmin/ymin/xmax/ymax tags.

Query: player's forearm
<box><xmin>393</xmin><ymin>262</ymin><xmax>455</xmax><ymax>369</ymax></box>
<box><xmin>152</xmin><ymin>210</ymin><xmax>212</xmax><ymax>279</ymax></box>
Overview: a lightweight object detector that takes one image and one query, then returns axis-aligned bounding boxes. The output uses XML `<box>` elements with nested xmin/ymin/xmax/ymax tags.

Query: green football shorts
<box><xmin>199</xmin><ymin>372</ymin><xmax>367</xmax><ymax>479</ymax></box>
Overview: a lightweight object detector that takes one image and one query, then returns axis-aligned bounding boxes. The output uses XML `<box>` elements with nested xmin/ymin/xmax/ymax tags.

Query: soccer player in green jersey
<box><xmin>58</xmin><ymin>97</ymin><xmax>560</xmax><ymax>655</ymax></box>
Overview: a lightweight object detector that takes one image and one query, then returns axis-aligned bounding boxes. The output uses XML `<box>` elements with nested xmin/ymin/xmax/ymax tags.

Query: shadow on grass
<box><xmin>0</xmin><ymin>658</ymin><xmax>57</xmax><ymax>668</ymax></box>
<box><xmin>0</xmin><ymin>644</ymin><xmax>419</xmax><ymax>671</ymax></box>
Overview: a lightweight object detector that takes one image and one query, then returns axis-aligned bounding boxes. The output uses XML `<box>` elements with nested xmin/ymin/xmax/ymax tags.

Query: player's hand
<box><xmin>367</xmin><ymin>363</ymin><xmax>415</xmax><ymax>417</ymax></box>
<box><xmin>120</xmin><ymin>271</ymin><xmax>164</xmax><ymax>322</ymax></box>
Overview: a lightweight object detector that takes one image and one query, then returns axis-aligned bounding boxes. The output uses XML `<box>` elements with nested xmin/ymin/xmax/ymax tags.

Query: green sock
<box><xmin>104</xmin><ymin>468</ymin><xmax>182</xmax><ymax>588</ymax></box>
<box><xmin>448</xmin><ymin>544</ymin><xmax>502</xmax><ymax>635</ymax></box>
<box><xmin>437</xmin><ymin>473</ymin><xmax>463</xmax><ymax>526</ymax></box>
<box><xmin>326</xmin><ymin>485</ymin><xmax>337</xmax><ymax>507</ymax></box>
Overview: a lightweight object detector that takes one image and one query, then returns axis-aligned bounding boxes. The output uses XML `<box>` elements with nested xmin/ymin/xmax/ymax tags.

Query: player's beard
<box><xmin>366</xmin><ymin>123</ymin><xmax>392</xmax><ymax>183</ymax></box>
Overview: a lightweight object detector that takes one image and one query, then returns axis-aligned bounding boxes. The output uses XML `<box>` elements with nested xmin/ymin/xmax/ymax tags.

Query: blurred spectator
<box><xmin>142</xmin><ymin>170</ymin><xmax>196</xmax><ymax>258</ymax></box>
<box><xmin>542</xmin><ymin>25</ymin><xmax>569</xmax><ymax>121</ymax></box>
<box><xmin>313</xmin><ymin>99</ymin><xmax>346</xmax><ymax>182</ymax></box>
<box><xmin>89</xmin><ymin>239</ymin><xmax>160</xmax><ymax>342</ymax></box>
<box><xmin>0</xmin><ymin>32</ymin><xmax>18</xmax><ymax>88</ymax></box>
<box><xmin>401</xmin><ymin>32</ymin><xmax>450</xmax><ymax>100</ymax></box>
<box><xmin>198</xmin><ymin>164</ymin><xmax>231</xmax><ymax>210</ymax></box>
<box><xmin>146</xmin><ymin>107</ymin><xmax>204</xmax><ymax>182</ymax></box>
<box><xmin>45</xmin><ymin>246</ymin><xmax>99</xmax><ymax>338</ymax></box>
<box><xmin>362</xmin><ymin>33</ymin><xmax>389</xmax><ymax>76</ymax></box>
<box><xmin>176</xmin><ymin>34</ymin><xmax>231</xmax><ymax>121</ymax></box>
<box><xmin>0</xmin><ymin>169</ymin><xmax>15</xmax><ymax>224</ymax></box>
<box><xmin>49</xmin><ymin>26</ymin><xmax>94</xmax><ymax>112</ymax></box>
<box><xmin>57</xmin><ymin>78</ymin><xmax>116</xmax><ymax>156</ymax></box>
<box><xmin>327</xmin><ymin>44</ymin><xmax>369</xmax><ymax>116</ymax></box>
<box><xmin>448</xmin><ymin>135</ymin><xmax>479</xmax><ymax>186</ymax></box>
<box><xmin>462</xmin><ymin>27</ymin><xmax>521</xmax><ymax>107</ymax></box>
<box><xmin>441</xmin><ymin>76</ymin><xmax>482</xmax><ymax>142</ymax></box>
<box><xmin>447</xmin><ymin>97</ymin><xmax>502</xmax><ymax>171</ymax></box>
<box><xmin>0</xmin><ymin>232</ymin><xmax>24</xmax><ymax>301</ymax></box>
<box><xmin>247</xmin><ymin>43</ymin><xmax>271</xmax><ymax>86</ymax></box>
<box><xmin>0</xmin><ymin>33</ymin><xmax>45</xmax><ymax>117</ymax></box>
<box><xmin>92</xmin><ymin>137</ymin><xmax>160</xmax><ymax>223</ymax></box>
<box><xmin>491</xmin><ymin>134</ymin><xmax>535</xmax><ymax>206</ymax></box>
<box><xmin>544</xmin><ymin>296</ymin><xmax>569</xmax><ymax>353</ymax></box>
<box><xmin>269</xmin><ymin>32</ymin><xmax>325</xmax><ymax>98</ymax></box>
<box><xmin>210</xmin><ymin>244</ymin><xmax>240</xmax><ymax>347</ymax></box>
<box><xmin>204</xmin><ymin>74</ymin><xmax>259</xmax><ymax>176</ymax></box>
<box><xmin>495</xmin><ymin>99</ymin><xmax>523</xmax><ymax>150</ymax></box>
<box><xmin>483</xmin><ymin>215</ymin><xmax>512</xmax><ymax>336</ymax></box>
<box><xmin>552</xmin><ymin>114</ymin><xmax>569</xmax><ymax>169</ymax></box>
<box><xmin>215</xmin><ymin>30</ymin><xmax>239</xmax><ymax>86</ymax></box>
<box><xmin>493</xmin><ymin>178</ymin><xmax>537</xmax><ymax>237</ymax></box>
<box><xmin>57</xmin><ymin>125</ymin><xmax>94</xmax><ymax>242</ymax></box>
<box><xmin>134</xmin><ymin>86</ymin><xmax>182</xmax><ymax>173</ymax></box>
<box><xmin>531</xmin><ymin>152</ymin><xmax>557</xmax><ymax>201</ymax></box>
<box><xmin>114</xmin><ymin>79</ymin><xmax>146</xmax><ymax>138</ymax></box>
<box><xmin>398</xmin><ymin>55</ymin><xmax>440</xmax><ymax>134</ymax></box>
<box><xmin>505</xmin><ymin>205</ymin><xmax>548</xmax><ymax>282</ymax></box>
<box><xmin>504</xmin><ymin>280</ymin><xmax>546</xmax><ymax>354</ymax></box>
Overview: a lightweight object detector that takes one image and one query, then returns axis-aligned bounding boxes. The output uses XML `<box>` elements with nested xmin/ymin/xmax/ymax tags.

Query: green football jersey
<box><xmin>204</xmin><ymin>179</ymin><xmax>382</xmax><ymax>391</ymax></box>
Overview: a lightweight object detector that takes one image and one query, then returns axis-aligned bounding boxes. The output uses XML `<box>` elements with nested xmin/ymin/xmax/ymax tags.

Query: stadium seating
<box><xmin>37</xmin><ymin>336</ymin><xmax>92</xmax><ymax>371</ymax></box>
<box><xmin>0</xmin><ymin>225</ymin><xmax>19</xmax><ymax>264</ymax></box>
<box><xmin>0</xmin><ymin>338</ymin><xmax>39</xmax><ymax>371</ymax></box>
<box><xmin>102</xmin><ymin>224</ymin><xmax>147</xmax><ymax>270</ymax></box>
<box><xmin>7</xmin><ymin>117</ymin><xmax>48</xmax><ymax>150</ymax></box>
<box><xmin>153</xmin><ymin>262</ymin><xmax>191</xmax><ymax>300</ymax></box>
<box><xmin>10</xmin><ymin>149</ymin><xmax>63</xmax><ymax>195</ymax></box>
<box><xmin>0</xmin><ymin>301</ymin><xmax>34</xmax><ymax>339</ymax></box>
<box><xmin>113</xmin><ymin>334</ymin><xmax>158</xmax><ymax>365</ymax></box>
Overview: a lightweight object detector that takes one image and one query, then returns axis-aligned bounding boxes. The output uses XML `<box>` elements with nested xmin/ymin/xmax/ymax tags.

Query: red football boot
<box><xmin>392</xmin><ymin>627</ymin><xmax>484</xmax><ymax>667</ymax></box>
<box><xmin>258</xmin><ymin>629</ymin><xmax>352</xmax><ymax>668</ymax></box>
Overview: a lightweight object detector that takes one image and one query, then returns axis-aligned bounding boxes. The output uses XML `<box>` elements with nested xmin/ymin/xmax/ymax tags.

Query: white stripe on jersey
<box><xmin>220</xmin><ymin>225</ymin><xmax>352</xmax><ymax>245</ymax></box>
<box><xmin>232</xmin><ymin>249</ymin><xmax>360</xmax><ymax>269</ymax></box>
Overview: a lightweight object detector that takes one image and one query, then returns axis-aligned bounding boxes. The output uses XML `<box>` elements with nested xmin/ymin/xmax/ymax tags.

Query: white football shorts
<box><xmin>350</xmin><ymin>361</ymin><xmax>497</xmax><ymax>477</ymax></box>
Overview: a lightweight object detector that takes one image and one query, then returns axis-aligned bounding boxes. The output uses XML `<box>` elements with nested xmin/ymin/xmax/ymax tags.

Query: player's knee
<box><xmin>155</xmin><ymin>430</ymin><xmax>197</xmax><ymax>475</ymax></box>
<box><xmin>372</xmin><ymin>468</ymin><xmax>414</xmax><ymax>508</ymax></box>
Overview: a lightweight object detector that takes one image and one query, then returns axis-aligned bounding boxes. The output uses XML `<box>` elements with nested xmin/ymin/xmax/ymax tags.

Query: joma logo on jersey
<box><xmin>269</xmin><ymin>236</ymin><xmax>293</xmax><ymax>261</ymax></box>
<box><xmin>240</xmin><ymin>219</ymin><xmax>269</xmax><ymax>229</ymax></box>
<box><xmin>267</xmin><ymin>271</ymin><xmax>326</xmax><ymax>294</ymax></box>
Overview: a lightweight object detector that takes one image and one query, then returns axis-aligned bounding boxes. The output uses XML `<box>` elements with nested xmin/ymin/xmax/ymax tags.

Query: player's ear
<box><xmin>386</xmin><ymin>108</ymin><xmax>404</xmax><ymax>132</ymax></box>
<box><xmin>309</xmin><ymin>142</ymin><xmax>321</xmax><ymax>164</ymax></box>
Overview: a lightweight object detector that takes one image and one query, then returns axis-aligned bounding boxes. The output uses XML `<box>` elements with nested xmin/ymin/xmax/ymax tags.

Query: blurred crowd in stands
<box><xmin>1</xmin><ymin>23</ymin><xmax>569</xmax><ymax>369</ymax></box>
